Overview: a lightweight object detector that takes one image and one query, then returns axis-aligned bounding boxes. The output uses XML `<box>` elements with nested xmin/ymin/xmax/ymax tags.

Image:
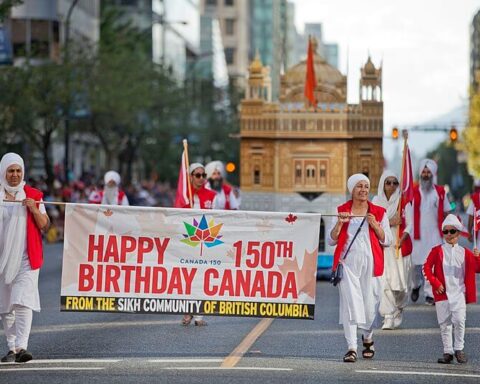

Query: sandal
<box><xmin>362</xmin><ymin>335</ymin><xmax>375</xmax><ymax>359</ymax></box>
<box><xmin>181</xmin><ymin>315</ymin><xmax>193</xmax><ymax>326</ymax></box>
<box><xmin>343</xmin><ymin>350</ymin><xmax>357</xmax><ymax>363</ymax></box>
<box><xmin>194</xmin><ymin>319</ymin><xmax>208</xmax><ymax>326</ymax></box>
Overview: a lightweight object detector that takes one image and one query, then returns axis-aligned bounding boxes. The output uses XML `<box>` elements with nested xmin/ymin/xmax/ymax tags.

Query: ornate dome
<box><xmin>363</xmin><ymin>57</ymin><xmax>376</xmax><ymax>75</ymax></box>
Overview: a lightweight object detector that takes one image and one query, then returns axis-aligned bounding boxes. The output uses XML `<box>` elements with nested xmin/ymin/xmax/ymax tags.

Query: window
<box><xmin>30</xmin><ymin>20</ymin><xmax>50</xmax><ymax>58</ymax></box>
<box><xmin>225</xmin><ymin>47</ymin><xmax>235</xmax><ymax>64</ymax></box>
<box><xmin>225</xmin><ymin>18</ymin><xmax>235</xmax><ymax>35</ymax></box>
<box><xmin>225</xmin><ymin>0</ymin><xmax>234</xmax><ymax>5</ymax></box>
<box><xmin>295</xmin><ymin>163</ymin><xmax>302</xmax><ymax>184</ymax></box>
<box><xmin>306</xmin><ymin>165</ymin><xmax>316</xmax><ymax>181</ymax></box>
<box><xmin>206</xmin><ymin>0</ymin><xmax>217</xmax><ymax>5</ymax></box>
<box><xmin>254</xmin><ymin>166</ymin><xmax>261</xmax><ymax>185</ymax></box>
<box><xmin>320</xmin><ymin>162</ymin><xmax>327</xmax><ymax>184</ymax></box>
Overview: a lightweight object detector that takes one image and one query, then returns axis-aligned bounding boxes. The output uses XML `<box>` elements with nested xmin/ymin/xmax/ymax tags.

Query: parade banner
<box><xmin>60</xmin><ymin>204</ymin><xmax>321</xmax><ymax>319</ymax></box>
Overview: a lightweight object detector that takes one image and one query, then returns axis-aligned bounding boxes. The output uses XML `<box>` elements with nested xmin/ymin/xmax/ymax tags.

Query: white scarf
<box><xmin>0</xmin><ymin>153</ymin><xmax>27</xmax><ymax>284</ymax></box>
<box><xmin>373</xmin><ymin>170</ymin><xmax>400</xmax><ymax>220</ymax></box>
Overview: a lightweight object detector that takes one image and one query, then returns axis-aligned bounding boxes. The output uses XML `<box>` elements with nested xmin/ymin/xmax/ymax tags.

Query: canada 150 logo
<box><xmin>181</xmin><ymin>215</ymin><xmax>224</xmax><ymax>256</ymax></box>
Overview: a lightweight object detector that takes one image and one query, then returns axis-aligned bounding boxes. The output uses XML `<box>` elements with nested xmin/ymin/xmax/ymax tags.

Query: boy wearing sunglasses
<box><xmin>423</xmin><ymin>214</ymin><xmax>480</xmax><ymax>364</ymax></box>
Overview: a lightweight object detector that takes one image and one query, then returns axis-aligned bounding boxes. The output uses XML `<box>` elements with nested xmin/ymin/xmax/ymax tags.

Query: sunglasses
<box><xmin>442</xmin><ymin>229</ymin><xmax>458</xmax><ymax>235</ymax></box>
<box><xmin>192</xmin><ymin>173</ymin><xmax>207</xmax><ymax>179</ymax></box>
<box><xmin>385</xmin><ymin>180</ymin><xmax>399</xmax><ymax>186</ymax></box>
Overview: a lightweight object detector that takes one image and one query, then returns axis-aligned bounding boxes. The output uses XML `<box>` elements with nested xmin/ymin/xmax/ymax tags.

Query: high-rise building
<box><xmin>298</xmin><ymin>23</ymin><xmax>339</xmax><ymax>70</ymax></box>
<box><xmin>200</xmin><ymin>0</ymin><xmax>249</xmax><ymax>86</ymax></box>
<box><xmin>107</xmin><ymin>0</ymin><xmax>200</xmax><ymax>82</ymax></box>
<box><xmin>470</xmin><ymin>9</ymin><xmax>480</xmax><ymax>91</ymax></box>
<box><xmin>249</xmin><ymin>0</ymin><xmax>293</xmax><ymax>99</ymax></box>
<box><xmin>2</xmin><ymin>0</ymin><xmax>100</xmax><ymax>65</ymax></box>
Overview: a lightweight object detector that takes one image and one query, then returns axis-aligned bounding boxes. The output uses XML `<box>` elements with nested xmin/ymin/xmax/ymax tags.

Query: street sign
<box><xmin>0</xmin><ymin>26</ymin><xmax>13</xmax><ymax>65</ymax></box>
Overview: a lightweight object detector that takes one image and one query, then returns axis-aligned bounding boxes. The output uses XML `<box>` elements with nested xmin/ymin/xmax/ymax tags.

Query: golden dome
<box><xmin>364</xmin><ymin>57</ymin><xmax>376</xmax><ymax>75</ymax></box>
<box><xmin>249</xmin><ymin>51</ymin><xmax>263</xmax><ymax>74</ymax></box>
<box><xmin>282</xmin><ymin>55</ymin><xmax>345</xmax><ymax>88</ymax></box>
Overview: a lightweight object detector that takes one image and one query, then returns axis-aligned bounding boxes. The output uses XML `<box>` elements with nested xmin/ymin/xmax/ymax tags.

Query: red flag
<box><xmin>474</xmin><ymin>208</ymin><xmax>480</xmax><ymax>233</ymax></box>
<box><xmin>174</xmin><ymin>150</ymin><xmax>190</xmax><ymax>208</ymax></box>
<box><xmin>304</xmin><ymin>37</ymin><xmax>317</xmax><ymax>107</ymax></box>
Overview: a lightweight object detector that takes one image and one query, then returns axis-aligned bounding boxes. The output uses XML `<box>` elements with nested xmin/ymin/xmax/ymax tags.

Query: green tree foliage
<box><xmin>464</xmin><ymin>90</ymin><xmax>480</xmax><ymax>178</ymax></box>
<box><xmin>0</xmin><ymin>0</ymin><xmax>23</xmax><ymax>21</ymax></box>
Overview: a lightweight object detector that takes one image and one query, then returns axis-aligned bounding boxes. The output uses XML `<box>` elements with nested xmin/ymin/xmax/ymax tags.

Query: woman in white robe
<box><xmin>0</xmin><ymin>153</ymin><xmax>49</xmax><ymax>363</ymax></box>
<box><xmin>372</xmin><ymin>170</ymin><xmax>413</xmax><ymax>329</ymax></box>
<box><xmin>328</xmin><ymin>174</ymin><xmax>392</xmax><ymax>362</ymax></box>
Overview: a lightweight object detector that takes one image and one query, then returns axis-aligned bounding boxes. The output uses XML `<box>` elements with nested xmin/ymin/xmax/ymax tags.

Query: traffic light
<box><xmin>226</xmin><ymin>162</ymin><xmax>236</xmax><ymax>173</ymax></box>
<box><xmin>449</xmin><ymin>126</ymin><xmax>458</xmax><ymax>142</ymax></box>
<box><xmin>392</xmin><ymin>127</ymin><xmax>399</xmax><ymax>140</ymax></box>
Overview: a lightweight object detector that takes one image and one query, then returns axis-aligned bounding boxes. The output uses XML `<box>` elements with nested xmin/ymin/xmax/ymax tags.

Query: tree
<box><xmin>0</xmin><ymin>0</ymin><xmax>23</xmax><ymax>21</ymax></box>
<box><xmin>464</xmin><ymin>89</ymin><xmax>480</xmax><ymax>178</ymax></box>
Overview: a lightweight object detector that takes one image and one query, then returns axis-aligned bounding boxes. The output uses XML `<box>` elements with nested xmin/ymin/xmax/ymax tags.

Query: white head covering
<box><xmin>419</xmin><ymin>158</ymin><xmax>437</xmax><ymax>178</ymax></box>
<box><xmin>347</xmin><ymin>173</ymin><xmax>370</xmax><ymax>194</ymax></box>
<box><xmin>189</xmin><ymin>163</ymin><xmax>204</xmax><ymax>174</ymax></box>
<box><xmin>0</xmin><ymin>152</ymin><xmax>28</xmax><ymax>284</ymax></box>
<box><xmin>205</xmin><ymin>161</ymin><xmax>225</xmax><ymax>179</ymax></box>
<box><xmin>104</xmin><ymin>170</ymin><xmax>121</xmax><ymax>186</ymax></box>
<box><xmin>0</xmin><ymin>152</ymin><xmax>26</xmax><ymax>194</ymax></box>
<box><xmin>442</xmin><ymin>214</ymin><xmax>465</xmax><ymax>231</ymax></box>
<box><xmin>474</xmin><ymin>178</ymin><xmax>480</xmax><ymax>187</ymax></box>
<box><xmin>372</xmin><ymin>170</ymin><xmax>399</xmax><ymax>219</ymax></box>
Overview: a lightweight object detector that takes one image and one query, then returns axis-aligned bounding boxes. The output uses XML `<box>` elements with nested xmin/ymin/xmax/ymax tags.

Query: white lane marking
<box><xmin>148</xmin><ymin>359</ymin><xmax>223</xmax><ymax>363</ymax></box>
<box><xmin>271</xmin><ymin>327</ymin><xmax>480</xmax><ymax>336</ymax></box>
<box><xmin>356</xmin><ymin>370</ymin><xmax>480</xmax><ymax>378</ymax></box>
<box><xmin>0</xmin><ymin>367</ymin><xmax>104</xmax><ymax>372</ymax></box>
<box><xmin>18</xmin><ymin>359</ymin><xmax>120</xmax><ymax>364</ymax></box>
<box><xmin>25</xmin><ymin>320</ymin><xmax>179</xmax><ymax>334</ymax></box>
<box><xmin>161</xmin><ymin>367</ymin><xmax>292</xmax><ymax>371</ymax></box>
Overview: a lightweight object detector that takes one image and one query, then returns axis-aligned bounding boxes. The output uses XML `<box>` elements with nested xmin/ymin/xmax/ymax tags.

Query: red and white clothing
<box><xmin>423</xmin><ymin>244</ymin><xmax>480</xmax><ymax>354</ymax></box>
<box><xmin>466</xmin><ymin>191</ymin><xmax>480</xmax><ymax>244</ymax></box>
<box><xmin>411</xmin><ymin>184</ymin><xmax>451</xmax><ymax>298</ymax></box>
<box><xmin>88</xmin><ymin>189</ymin><xmax>129</xmax><ymax>206</ymax></box>
<box><xmin>177</xmin><ymin>186</ymin><xmax>216</xmax><ymax>210</ymax></box>
<box><xmin>208</xmin><ymin>184</ymin><xmax>239</xmax><ymax>210</ymax></box>
<box><xmin>328</xmin><ymin>200</ymin><xmax>392</xmax><ymax>350</ymax></box>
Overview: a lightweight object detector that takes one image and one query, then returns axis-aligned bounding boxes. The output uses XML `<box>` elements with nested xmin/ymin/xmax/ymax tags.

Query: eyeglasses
<box><xmin>192</xmin><ymin>173</ymin><xmax>207</xmax><ymax>179</ymax></box>
<box><xmin>385</xmin><ymin>180</ymin><xmax>399</xmax><ymax>186</ymax></box>
<box><xmin>442</xmin><ymin>229</ymin><xmax>458</xmax><ymax>235</ymax></box>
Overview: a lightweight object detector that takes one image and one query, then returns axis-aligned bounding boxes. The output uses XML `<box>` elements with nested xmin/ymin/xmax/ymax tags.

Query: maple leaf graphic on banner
<box><xmin>181</xmin><ymin>215</ymin><xmax>224</xmax><ymax>256</ymax></box>
<box><xmin>278</xmin><ymin>248</ymin><xmax>318</xmax><ymax>300</ymax></box>
<box><xmin>285</xmin><ymin>213</ymin><xmax>297</xmax><ymax>224</ymax></box>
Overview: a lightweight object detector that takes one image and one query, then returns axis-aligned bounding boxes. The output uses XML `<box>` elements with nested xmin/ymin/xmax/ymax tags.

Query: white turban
<box><xmin>442</xmin><ymin>214</ymin><xmax>465</xmax><ymax>231</ymax></box>
<box><xmin>419</xmin><ymin>158</ymin><xmax>437</xmax><ymax>177</ymax></box>
<box><xmin>189</xmin><ymin>163</ymin><xmax>204</xmax><ymax>174</ymax></box>
<box><xmin>104</xmin><ymin>170</ymin><xmax>121</xmax><ymax>185</ymax></box>
<box><xmin>205</xmin><ymin>161</ymin><xmax>225</xmax><ymax>179</ymax></box>
<box><xmin>373</xmin><ymin>170</ymin><xmax>399</xmax><ymax>219</ymax></box>
<box><xmin>347</xmin><ymin>173</ymin><xmax>370</xmax><ymax>194</ymax></box>
<box><xmin>0</xmin><ymin>152</ymin><xmax>25</xmax><ymax>194</ymax></box>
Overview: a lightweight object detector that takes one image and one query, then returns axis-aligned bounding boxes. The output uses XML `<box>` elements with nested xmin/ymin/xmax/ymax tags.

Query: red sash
<box><xmin>413</xmin><ymin>184</ymin><xmax>445</xmax><ymax>240</ymax></box>
<box><xmin>24</xmin><ymin>185</ymin><xmax>44</xmax><ymax>270</ymax></box>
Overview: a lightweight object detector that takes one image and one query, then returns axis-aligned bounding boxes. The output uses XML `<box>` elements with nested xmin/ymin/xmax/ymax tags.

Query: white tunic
<box><xmin>212</xmin><ymin>188</ymin><xmax>240</xmax><ymax>210</ymax></box>
<box><xmin>435</xmin><ymin>243</ymin><xmax>466</xmax><ymax>324</ymax></box>
<box><xmin>411</xmin><ymin>187</ymin><xmax>451</xmax><ymax>265</ymax></box>
<box><xmin>328</xmin><ymin>214</ymin><xmax>392</xmax><ymax>327</ymax></box>
<box><xmin>0</xmin><ymin>202</ymin><xmax>45</xmax><ymax>313</ymax></box>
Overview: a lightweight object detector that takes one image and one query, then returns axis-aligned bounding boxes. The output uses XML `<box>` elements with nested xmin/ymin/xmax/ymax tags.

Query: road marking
<box><xmin>161</xmin><ymin>367</ymin><xmax>292</xmax><ymax>371</ymax></box>
<box><xmin>271</xmin><ymin>327</ymin><xmax>480</xmax><ymax>336</ymax></box>
<box><xmin>16</xmin><ymin>359</ymin><xmax>120</xmax><ymax>364</ymax></box>
<box><xmin>356</xmin><ymin>370</ymin><xmax>480</xmax><ymax>378</ymax></box>
<box><xmin>27</xmin><ymin>320</ymin><xmax>179</xmax><ymax>334</ymax></box>
<box><xmin>148</xmin><ymin>359</ymin><xmax>224</xmax><ymax>363</ymax></box>
<box><xmin>221</xmin><ymin>318</ymin><xmax>274</xmax><ymax>368</ymax></box>
<box><xmin>0</xmin><ymin>367</ymin><xmax>105</xmax><ymax>372</ymax></box>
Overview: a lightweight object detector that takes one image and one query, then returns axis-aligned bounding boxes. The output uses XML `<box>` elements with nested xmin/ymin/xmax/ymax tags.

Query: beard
<box><xmin>209</xmin><ymin>178</ymin><xmax>223</xmax><ymax>192</ymax></box>
<box><xmin>104</xmin><ymin>186</ymin><xmax>118</xmax><ymax>204</ymax></box>
<box><xmin>420</xmin><ymin>177</ymin><xmax>433</xmax><ymax>191</ymax></box>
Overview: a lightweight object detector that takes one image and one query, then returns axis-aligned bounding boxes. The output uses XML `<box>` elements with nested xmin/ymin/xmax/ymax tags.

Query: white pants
<box><xmin>2</xmin><ymin>305</ymin><xmax>33</xmax><ymax>351</ymax></box>
<box><xmin>380</xmin><ymin>289</ymin><xmax>408</xmax><ymax>318</ymax></box>
<box><xmin>413</xmin><ymin>265</ymin><xmax>433</xmax><ymax>298</ymax></box>
<box><xmin>341</xmin><ymin>308</ymin><xmax>374</xmax><ymax>351</ymax></box>
<box><xmin>436</xmin><ymin>303</ymin><xmax>466</xmax><ymax>354</ymax></box>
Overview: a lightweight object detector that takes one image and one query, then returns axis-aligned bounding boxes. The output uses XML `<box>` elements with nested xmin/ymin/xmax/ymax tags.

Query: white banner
<box><xmin>60</xmin><ymin>204</ymin><xmax>320</xmax><ymax>319</ymax></box>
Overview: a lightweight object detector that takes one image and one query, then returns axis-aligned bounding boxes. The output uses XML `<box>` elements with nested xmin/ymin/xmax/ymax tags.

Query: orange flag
<box><xmin>304</xmin><ymin>37</ymin><xmax>317</xmax><ymax>107</ymax></box>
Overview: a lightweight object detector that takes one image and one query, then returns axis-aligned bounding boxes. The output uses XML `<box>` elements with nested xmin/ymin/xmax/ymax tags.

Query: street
<box><xmin>0</xmin><ymin>242</ymin><xmax>479</xmax><ymax>383</ymax></box>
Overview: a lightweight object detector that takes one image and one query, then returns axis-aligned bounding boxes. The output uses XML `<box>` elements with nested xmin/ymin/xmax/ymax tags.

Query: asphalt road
<box><xmin>0</xmin><ymin>243</ymin><xmax>479</xmax><ymax>383</ymax></box>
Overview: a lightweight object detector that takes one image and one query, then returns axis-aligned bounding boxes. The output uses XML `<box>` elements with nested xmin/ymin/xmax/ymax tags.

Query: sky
<box><xmin>292</xmin><ymin>0</ymin><xmax>480</xmax><ymax>165</ymax></box>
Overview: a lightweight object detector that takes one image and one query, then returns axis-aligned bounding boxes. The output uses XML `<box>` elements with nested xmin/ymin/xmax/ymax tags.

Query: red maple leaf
<box><xmin>285</xmin><ymin>213</ymin><xmax>297</xmax><ymax>224</ymax></box>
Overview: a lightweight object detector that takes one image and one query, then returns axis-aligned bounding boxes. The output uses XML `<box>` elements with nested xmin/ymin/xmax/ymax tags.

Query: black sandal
<box><xmin>343</xmin><ymin>350</ymin><xmax>357</xmax><ymax>363</ymax></box>
<box><xmin>362</xmin><ymin>335</ymin><xmax>375</xmax><ymax>359</ymax></box>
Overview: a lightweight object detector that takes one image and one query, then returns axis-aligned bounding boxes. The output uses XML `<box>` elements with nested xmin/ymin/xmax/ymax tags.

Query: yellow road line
<box><xmin>221</xmin><ymin>318</ymin><xmax>274</xmax><ymax>368</ymax></box>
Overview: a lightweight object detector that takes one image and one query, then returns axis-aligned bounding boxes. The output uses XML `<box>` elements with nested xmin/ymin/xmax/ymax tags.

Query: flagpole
<box><xmin>396</xmin><ymin>130</ymin><xmax>408</xmax><ymax>259</ymax></box>
<box><xmin>183</xmin><ymin>139</ymin><xmax>194</xmax><ymax>208</ymax></box>
<box><xmin>474</xmin><ymin>209</ymin><xmax>478</xmax><ymax>250</ymax></box>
